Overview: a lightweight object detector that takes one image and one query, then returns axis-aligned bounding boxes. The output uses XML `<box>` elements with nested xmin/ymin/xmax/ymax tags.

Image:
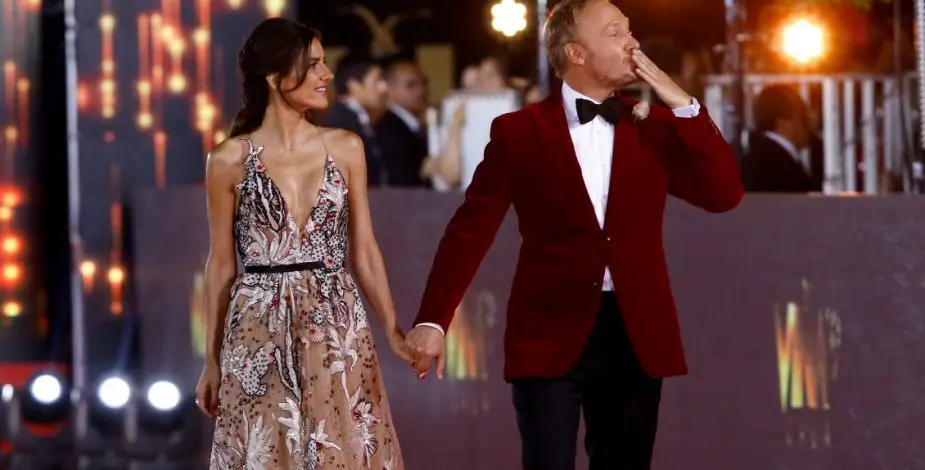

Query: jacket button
<box><xmin>604</xmin><ymin>236</ymin><xmax>611</xmax><ymax>242</ymax></box>
<box><xmin>592</xmin><ymin>281</ymin><xmax>601</xmax><ymax>288</ymax></box>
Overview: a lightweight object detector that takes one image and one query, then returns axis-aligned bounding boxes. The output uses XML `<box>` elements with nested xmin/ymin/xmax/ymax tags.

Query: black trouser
<box><xmin>511</xmin><ymin>293</ymin><xmax>663</xmax><ymax>470</ymax></box>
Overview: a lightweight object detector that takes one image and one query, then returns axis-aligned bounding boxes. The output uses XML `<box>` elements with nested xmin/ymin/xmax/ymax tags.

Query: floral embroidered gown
<box><xmin>209</xmin><ymin>138</ymin><xmax>403</xmax><ymax>469</ymax></box>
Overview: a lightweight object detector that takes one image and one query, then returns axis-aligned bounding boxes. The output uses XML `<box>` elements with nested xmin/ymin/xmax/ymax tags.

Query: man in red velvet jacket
<box><xmin>405</xmin><ymin>1</ymin><xmax>743</xmax><ymax>468</ymax></box>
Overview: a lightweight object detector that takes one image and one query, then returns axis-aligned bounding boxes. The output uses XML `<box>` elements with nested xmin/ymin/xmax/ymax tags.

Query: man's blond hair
<box><xmin>543</xmin><ymin>0</ymin><xmax>605</xmax><ymax>78</ymax></box>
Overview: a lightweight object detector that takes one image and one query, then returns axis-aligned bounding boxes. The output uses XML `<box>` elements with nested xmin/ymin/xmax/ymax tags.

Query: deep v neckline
<box><xmin>251</xmin><ymin>143</ymin><xmax>329</xmax><ymax>233</ymax></box>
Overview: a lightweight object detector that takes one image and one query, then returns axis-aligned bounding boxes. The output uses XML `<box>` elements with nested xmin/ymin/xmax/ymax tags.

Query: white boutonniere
<box><xmin>632</xmin><ymin>101</ymin><xmax>650</xmax><ymax>122</ymax></box>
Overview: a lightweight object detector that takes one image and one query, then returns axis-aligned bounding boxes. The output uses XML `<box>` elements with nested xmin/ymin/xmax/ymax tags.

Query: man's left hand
<box><xmin>632</xmin><ymin>50</ymin><xmax>692</xmax><ymax>109</ymax></box>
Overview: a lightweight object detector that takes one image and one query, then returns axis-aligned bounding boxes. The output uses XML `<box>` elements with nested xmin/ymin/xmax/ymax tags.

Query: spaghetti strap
<box><xmin>239</xmin><ymin>137</ymin><xmax>256</xmax><ymax>156</ymax></box>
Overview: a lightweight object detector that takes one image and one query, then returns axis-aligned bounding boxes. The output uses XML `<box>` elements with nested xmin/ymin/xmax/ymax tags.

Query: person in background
<box><xmin>742</xmin><ymin>84</ymin><xmax>822</xmax><ymax>192</ymax></box>
<box><xmin>376</xmin><ymin>58</ymin><xmax>431</xmax><ymax>188</ymax></box>
<box><xmin>321</xmin><ymin>57</ymin><xmax>390</xmax><ymax>186</ymax></box>
<box><xmin>460</xmin><ymin>65</ymin><xmax>481</xmax><ymax>91</ymax></box>
<box><xmin>476</xmin><ymin>56</ymin><xmax>512</xmax><ymax>93</ymax></box>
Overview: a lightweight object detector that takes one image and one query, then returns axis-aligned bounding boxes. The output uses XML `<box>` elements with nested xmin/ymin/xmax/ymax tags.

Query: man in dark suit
<box><xmin>405</xmin><ymin>0</ymin><xmax>743</xmax><ymax>468</ymax></box>
<box><xmin>375</xmin><ymin>59</ymin><xmax>431</xmax><ymax>187</ymax></box>
<box><xmin>742</xmin><ymin>84</ymin><xmax>823</xmax><ymax>192</ymax></box>
<box><xmin>321</xmin><ymin>59</ymin><xmax>389</xmax><ymax>186</ymax></box>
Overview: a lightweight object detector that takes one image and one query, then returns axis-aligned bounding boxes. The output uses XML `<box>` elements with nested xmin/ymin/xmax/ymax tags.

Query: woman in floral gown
<box><xmin>196</xmin><ymin>18</ymin><xmax>411</xmax><ymax>469</ymax></box>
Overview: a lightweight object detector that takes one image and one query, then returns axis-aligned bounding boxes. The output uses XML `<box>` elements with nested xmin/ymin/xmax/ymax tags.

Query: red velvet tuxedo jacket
<box><xmin>414</xmin><ymin>91</ymin><xmax>743</xmax><ymax>381</ymax></box>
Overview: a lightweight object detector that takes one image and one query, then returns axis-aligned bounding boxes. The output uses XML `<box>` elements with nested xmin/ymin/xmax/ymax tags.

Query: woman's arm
<box><xmin>335</xmin><ymin>130</ymin><xmax>406</xmax><ymax>343</ymax></box>
<box><xmin>420</xmin><ymin>103</ymin><xmax>465</xmax><ymax>187</ymax></box>
<box><xmin>202</xmin><ymin>140</ymin><xmax>243</xmax><ymax>368</ymax></box>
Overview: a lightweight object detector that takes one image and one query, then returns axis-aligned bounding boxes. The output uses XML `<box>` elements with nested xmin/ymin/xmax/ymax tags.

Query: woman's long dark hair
<box><xmin>229</xmin><ymin>18</ymin><xmax>321</xmax><ymax>137</ymax></box>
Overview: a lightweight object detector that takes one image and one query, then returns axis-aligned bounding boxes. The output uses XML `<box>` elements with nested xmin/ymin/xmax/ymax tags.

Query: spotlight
<box><xmin>20</xmin><ymin>372</ymin><xmax>69</xmax><ymax>423</ymax></box>
<box><xmin>120</xmin><ymin>378</ymin><xmax>202</xmax><ymax>464</ymax></box>
<box><xmin>98</xmin><ymin>377</ymin><xmax>131</xmax><ymax>410</ymax></box>
<box><xmin>146</xmin><ymin>380</ymin><xmax>180</xmax><ymax>412</ymax></box>
<box><xmin>30</xmin><ymin>374</ymin><xmax>62</xmax><ymax>405</ymax></box>
<box><xmin>139</xmin><ymin>379</ymin><xmax>190</xmax><ymax>433</ymax></box>
<box><xmin>781</xmin><ymin>18</ymin><xmax>825</xmax><ymax>64</ymax></box>
<box><xmin>88</xmin><ymin>375</ymin><xmax>133</xmax><ymax>439</ymax></box>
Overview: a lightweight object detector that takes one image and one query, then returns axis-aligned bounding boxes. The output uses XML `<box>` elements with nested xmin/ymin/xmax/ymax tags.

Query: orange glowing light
<box><xmin>2</xmin><ymin>189</ymin><xmax>20</xmax><ymax>207</ymax></box>
<box><xmin>214</xmin><ymin>130</ymin><xmax>228</xmax><ymax>144</ymax></box>
<box><xmin>137</xmin><ymin>113</ymin><xmax>154</xmax><ymax>129</ymax></box>
<box><xmin>227</xmin><ymin>0</ymin><xmax>244</xmax><ymax>9</ymax></box>
<box><xmin>4</xmin><ymin>126</ymin><xmax>16</xmax><ymax>145</ymax></box>
<box><xmin>154</xmin><ymin>131</ymin><xmax>167</xmax><ymax>188</ymax></box>
<box><xmin>99</xmin><ymin>13</ymin><xmax>115</xmax><ymax>32</ymax></box>
<box><xmin>263</xmin><ymin>0</ymin><xmax>285</xmax><ymax>17</ymax></box>
<box><xmin>193</xmin><ymin>28</ymin><xmax>210</xmax><ymax>46</ymax></box>
<box><xmin>108</xmin><ymin>266</ymin><xmax>125</xmax><ymax>285</ymax></box>
<box><xmin>168</xmin><ymin>74</ymin><xmax>186</xmax><ymax>93</ymax></box>
<box><xmin>2</xmin><ymin>301</ymin><xmax>21</xmax><ymax>318</ymax></box>
<box><xmin>0</xmin><ymin>207</ymin><xmax>13</xmax><ymax>221</ymax></box>
<box><xmin>100</xmin><ymin>78</ymin><xmax>116</xmax><ymax>118</ymax></box>
<box><xmin>4</xmin><ymin>126</ymin><xmax>16</xmax><ymax>144</ymax></box>
<box><xmin>79</xmin><ymin>261</ymin><xmax>96</xmax><ymax>277</ymax></box>
<box><xmin>2</xmin><ymin>236</ymin><xmax>20</xmax><ymax>255</ymax></box>
<box><xmin>2</xmin><ymin>263</ymin><xmax>21</xmax><ymax>283</ymax></box>
<box><xmin>77</xmin><ymin>82</ymin><xmax>90</xmax><ymax>110</ymax></box>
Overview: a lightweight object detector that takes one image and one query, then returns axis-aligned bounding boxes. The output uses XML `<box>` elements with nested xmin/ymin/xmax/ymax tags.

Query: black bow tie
<box><xmin>576</xmin><ymin>97</ymin><xmax>627</xmax><ymax>125</ymax></box>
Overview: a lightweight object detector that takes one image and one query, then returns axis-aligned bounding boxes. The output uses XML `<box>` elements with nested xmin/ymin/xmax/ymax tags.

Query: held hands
<box><xmin>404</xmin><ymin>325</ymin><xmax>446</xmax><ymax>380</ymax></box>
<box><xmin>385</xmin><ymin>325</ymin><xmax>414</xmax><ymax>364</ymax></box>
<box><xmin>631</xmin><ymin>49</ymin><xmax>692</xmax><ymax>110</ymax></box>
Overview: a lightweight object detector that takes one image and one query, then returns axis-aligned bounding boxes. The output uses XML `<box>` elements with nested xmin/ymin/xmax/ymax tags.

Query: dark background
<box><xmin>133</xmin><ymin>191</ymin><xmax>925</xmax><ymax>469</ymax></box>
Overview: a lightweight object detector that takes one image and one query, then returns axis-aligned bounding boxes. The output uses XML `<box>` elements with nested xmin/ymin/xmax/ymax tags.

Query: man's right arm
<box><xmin>413</xmin><ymin>116</ymin><xmax>514</xmax><ymax>333</ymax></box>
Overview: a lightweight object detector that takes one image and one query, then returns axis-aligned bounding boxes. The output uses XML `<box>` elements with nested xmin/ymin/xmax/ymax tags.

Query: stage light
<box><xmin>30</xmin><ymin>374</ymin><xmax>62</xmax><ymax>405</ymax></box>
<box><xmin>1</xmin><ymin>188</ymin><xmax>21</xmax><ymax>207</ymax></box>
<box><xmin>2</xmin><ymin>301</ymin><xmax>21</xmax><ymax>318</ymax></box>
<box><xmin>138</xmin><ymin>379</ymin><xmax>191</xmax><ymax>434</ymax></box>
<box><xmin>2</xmin><ymin>262</ymin><xmax>22</xmax><ymax>284</ymax></box>
<box><xmin>782</xmin><ymin>19</ymin><xmax>824</xmax><ymax>64</ymax></box>
<box><xmin>88</xmin><ymin>375</ymin><xmax>133</xmax><ymax>438</ymax></box>
<box><xmin>263</xmin><ymin>0</ymin><xmax>286</xmax><ymax>18</ymax></box>
<box><xmin>98</xmin><ymin>377</ymin><xmax>131</xmax><ymax>410</ymax></box>
<box><xmin>146</xmin><ymin>381</ymin><xmax>180</xmax><ymax>412</ymax></box>
<box><xmin>2</xmin><ymin>235</ymin><xmax>21</xmax><ymax>255</ymax></box>
<box><xmin>491</xmin><ymin>0</ymin><xmax>528</xmax><ymax>37</ymax></box>
<box><xmin>20</xmin><ymin>372</ymin><xmax>69</xmax><ymax>423</ymax></box>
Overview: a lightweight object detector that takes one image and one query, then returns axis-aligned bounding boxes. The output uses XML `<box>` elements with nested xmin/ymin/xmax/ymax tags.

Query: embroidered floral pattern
<box><xmin>210</xmin><ymin>138</ymin><xmax>403</xmax><ymax>469</ymax></box>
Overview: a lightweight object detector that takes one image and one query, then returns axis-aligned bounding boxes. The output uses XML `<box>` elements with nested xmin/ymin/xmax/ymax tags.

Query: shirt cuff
<box><xmin>671</xmin><ymin>97</ymin><xmax>700</xmax><ymax>118</ymax></box>
<box><xmin>415</xmin><ymin>322</ymin><xmax>446</xmax><ymax>335</ymax></box>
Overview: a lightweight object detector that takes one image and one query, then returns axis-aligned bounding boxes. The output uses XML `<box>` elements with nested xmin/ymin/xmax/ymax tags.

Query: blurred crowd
<box><xmin>311</xmin><ymin>29</ymin><xmax>914</xmax><ymax>194</ymax></box>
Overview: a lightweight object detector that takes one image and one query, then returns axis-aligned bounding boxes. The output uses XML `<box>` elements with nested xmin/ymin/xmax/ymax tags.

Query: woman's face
<box><xmin>277</xmin><ymin>39</ymin><xmax>333</xmax><ymax>111</ymax></box>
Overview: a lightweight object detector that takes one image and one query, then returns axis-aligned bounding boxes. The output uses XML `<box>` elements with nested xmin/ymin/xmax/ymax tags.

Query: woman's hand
<box><xmin>195</xmin><ymin>361</ymin><xmax>222</xmax><ymax>419</ymax></box>
<box><xmin>386</xmin><ymin>326</ymin><xmax>414</xmax><ymax>364</ymax></box>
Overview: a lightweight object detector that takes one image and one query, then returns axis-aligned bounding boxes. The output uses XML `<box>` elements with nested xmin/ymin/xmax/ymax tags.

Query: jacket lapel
<box><xmin>534</xmin><ymin>92</ymin><xmax>600</xmax><ymax>230</ymax></box>
<box><xmin>603</xmin><ymin>99</ymin><xmax>643</xmax><ymax>233</ymax></box>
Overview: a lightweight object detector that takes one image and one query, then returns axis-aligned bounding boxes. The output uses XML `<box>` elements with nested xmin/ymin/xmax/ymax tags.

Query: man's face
<box><xmin>571</xmin><ymin>1</ymin><xmax>640</xmax><ymax>88</ymax></box>
<box><xmin>387</xmin><ymin>62</ymin><xmax>428</xmax><ymax>114</ymax></box>
<box><xmin>351</xmin><ymin>65</ymin><xmax>388</xmax><ymax>112</ymax></box>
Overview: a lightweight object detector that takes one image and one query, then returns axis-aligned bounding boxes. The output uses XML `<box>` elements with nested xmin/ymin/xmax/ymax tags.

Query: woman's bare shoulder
<box><xmin>208</xmin><ymin>137</ymin><xmax>249</xmax><ymax>168</ymax></box>
<box><xmin>320</xmin><ymin>128</ymin><xmax>365</xmax><ymax>168</ymax></box>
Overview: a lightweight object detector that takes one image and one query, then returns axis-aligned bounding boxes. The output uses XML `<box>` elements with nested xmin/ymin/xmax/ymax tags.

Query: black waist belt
<box><xmin>244</xmin><ymin>261</ymin><xmax>325</xmax><ymax>274</ymax></box>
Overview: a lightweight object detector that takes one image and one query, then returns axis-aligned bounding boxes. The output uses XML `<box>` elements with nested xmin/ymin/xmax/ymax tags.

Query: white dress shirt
<box><xmin>388</xmin><ymin>103</ymin><xmax>422</xmax><ymax>133</ymax></box>
<box><xmin>416</xmin><ymin>82</ymin><xmax>701</xmax><ymax>335</ymax></box>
